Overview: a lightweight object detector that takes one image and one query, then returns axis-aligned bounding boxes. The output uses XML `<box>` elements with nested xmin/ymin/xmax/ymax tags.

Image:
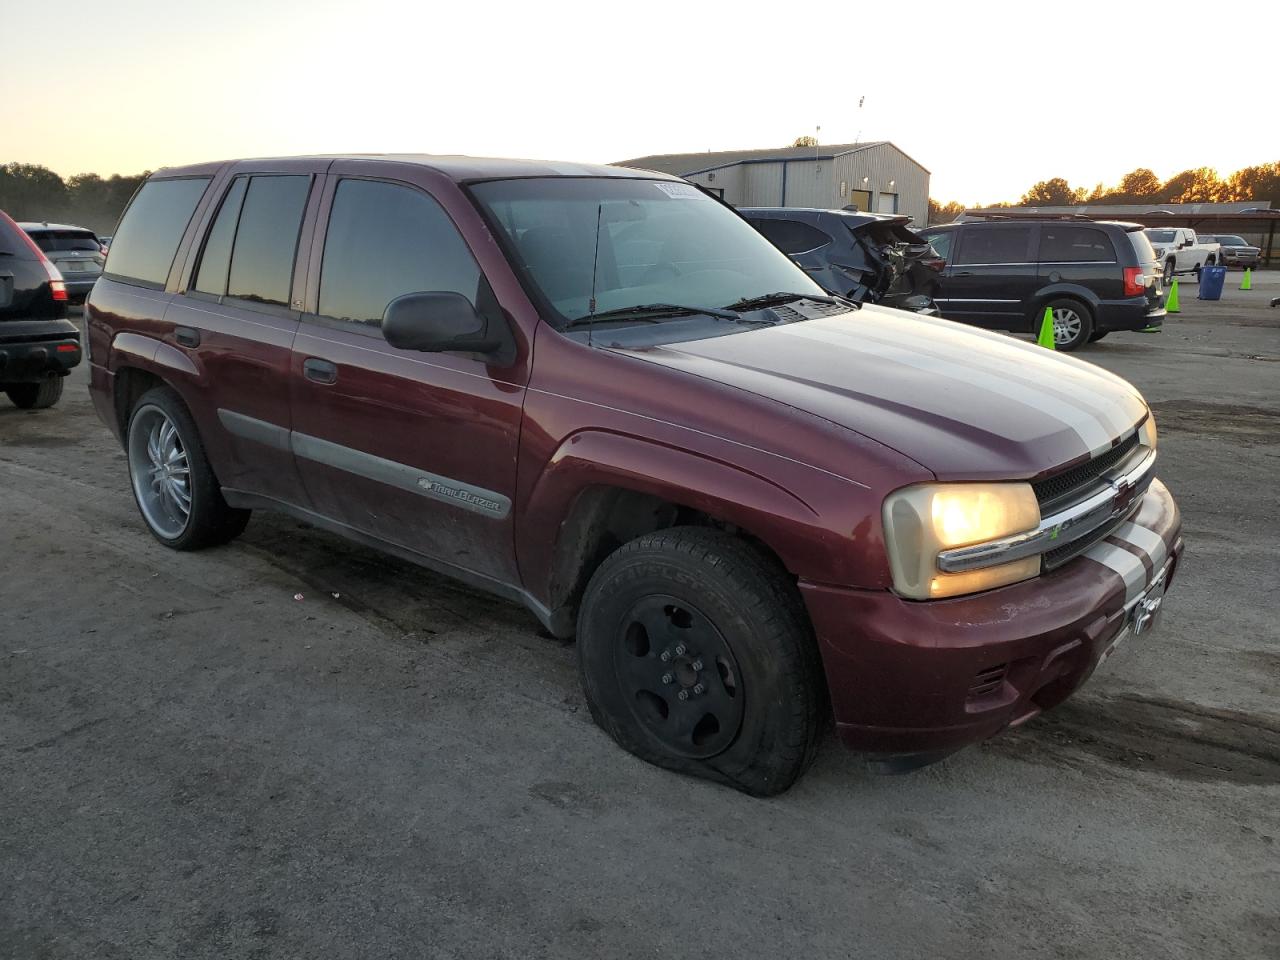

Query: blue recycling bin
<box><xmin>1198</xmin><ymin>265</ymin><xmax>1227</xmax><ymax>301</ymax></box>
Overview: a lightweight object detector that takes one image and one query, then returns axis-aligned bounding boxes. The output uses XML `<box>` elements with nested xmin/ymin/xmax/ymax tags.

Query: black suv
<box><xmin>742</xmin><ymin>207</ymin><xmax>941</xmax><ymax>313</ymax></box>
<box><xmin>918</xmin><ymin>218</ymin><xmax>1165</xmax><ymax>350</ymax></box>
<box><xmin>0</xmin><ymin>210</ymin><xmax>82</xmax><ymax>409</ymax></box>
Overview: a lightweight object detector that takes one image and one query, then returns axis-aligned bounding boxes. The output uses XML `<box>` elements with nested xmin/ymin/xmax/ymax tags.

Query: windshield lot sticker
<box><xmin>654</xmin><ymin>182</ymin><xmax>704</xmax><ymax>200</ymax></box>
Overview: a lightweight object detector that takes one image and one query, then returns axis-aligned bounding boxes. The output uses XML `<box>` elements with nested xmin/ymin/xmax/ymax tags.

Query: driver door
<box><xmin>289</xmin><ymin>168</ymin><xmax>527</xmax><ymax>585</ymax></box>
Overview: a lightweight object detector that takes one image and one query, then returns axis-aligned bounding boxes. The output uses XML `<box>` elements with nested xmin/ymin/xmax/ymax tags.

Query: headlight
<box><xmin>882</xmin><ymin>483</ymin><xmax>1041</xmax><ymax>600</ymax></box>
<box><xmin>1139</xmin><ymin>410</ymin><xmax>1157</xmax><ymax>450</ymax></box>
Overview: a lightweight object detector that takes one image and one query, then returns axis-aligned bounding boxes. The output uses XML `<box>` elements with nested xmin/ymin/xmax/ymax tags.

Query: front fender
<box><xmin>516</xmin><ymin>428</ymin><xmax>890</xmax><ymax>612</ymax></box>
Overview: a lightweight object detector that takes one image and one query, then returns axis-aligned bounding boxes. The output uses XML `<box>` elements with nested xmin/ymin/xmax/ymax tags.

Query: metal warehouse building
<box><xmin>616</xmin><ymin>142</ymin><xmax>931</xmax><ymax>226</ymax></box>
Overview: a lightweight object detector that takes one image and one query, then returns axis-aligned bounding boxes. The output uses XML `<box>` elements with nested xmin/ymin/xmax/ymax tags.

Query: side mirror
<box><xmin>382</xmin><ymin>291</ymin><xmax>500</xmax><ymax>354</ymax></box>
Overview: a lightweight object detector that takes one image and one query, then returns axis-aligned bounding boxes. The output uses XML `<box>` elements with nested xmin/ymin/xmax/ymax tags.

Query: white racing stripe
<box><xmin>1110</xmin><ymin>521</ymin><xmax>1168</xmax><ymax>574</ymax></box>
<box><xmin>1083</xmin><ymin>541</ymin><xmax>1149</xmax><ymax>603</ymax></box>
<box><xmin>783</xmin><ymin>323</ymin><xmax>1113</xmax><ymax>451</ymax></box>
<box><xmin>847</xmin><ymin>315</ymin><xmax>1142</xmax><ymax>442</ymax></box>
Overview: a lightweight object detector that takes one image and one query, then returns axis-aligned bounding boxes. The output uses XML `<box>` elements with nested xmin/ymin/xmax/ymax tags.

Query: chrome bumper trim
<box><xmin>937</xmin><ymin>447</ymin><xmax>1157</xmax><ymax>574</ymax></box>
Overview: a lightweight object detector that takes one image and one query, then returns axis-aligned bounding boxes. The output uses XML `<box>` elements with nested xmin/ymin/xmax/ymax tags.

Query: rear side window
<box><xmin>748</xmin><ymin>218</ymin><xmax>831</xmax><ymax>255</ymax></box>
<box><xmin>955</xmin><ymin>226</ymin><xmax>1031</xmax><ymax>265</ymax></box>
<box><xmin>921</xmin><ymin>231</ymin><xmax>954</xmax><ymax>260</ymax></box>
<box><xmin>29</xmin><ymin>230</ymin><xmax>100</xmax><ymax>252</ymax></box>
<box><xmin>106</xmin><ymin>178</ymin><xmax>210</xmax><ymax>286</ymax></box>
<box><xmin>194</xmin><ymin>177</ymin><xmax>249</xmax><ymax>295</ymax></box>
<box><xmin>226</xmin><ymin>175</ymin><xmax>311</xmax><ymax>306</ymax></box>
<box><xmin>1128</xmin><ymin>230</ymin><xmax>1157</xmax><ymax>262</ymax></box>
<box><xmin>318</xmin><ymin>179</ymin><xmax>481</xmax><ymax>325</ymax></box>
<box><xmin>1038</xmin><ymin>226</ymin><xmax>1116</xmax><ymax>262</ymax></box>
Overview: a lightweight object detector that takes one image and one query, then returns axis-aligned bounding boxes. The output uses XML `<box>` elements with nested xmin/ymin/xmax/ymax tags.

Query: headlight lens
<box><xmin>883</xmin><ymin>483</ymin><xmax>1041</xmax><ymax>600</ymax></box>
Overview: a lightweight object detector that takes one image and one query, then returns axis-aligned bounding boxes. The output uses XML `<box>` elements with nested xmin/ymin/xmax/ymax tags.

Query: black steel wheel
<box><xmin>577</xmin><ymin>527</ymin><xmax>826</xmax><ymax>796</ymax></box>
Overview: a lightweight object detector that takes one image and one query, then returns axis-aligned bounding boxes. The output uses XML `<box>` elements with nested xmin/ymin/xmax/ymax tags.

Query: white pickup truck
<box><xmin>1144</xmin><ymin>227</ymin><xmax>1220</xmax><ymax>285</ymax></box>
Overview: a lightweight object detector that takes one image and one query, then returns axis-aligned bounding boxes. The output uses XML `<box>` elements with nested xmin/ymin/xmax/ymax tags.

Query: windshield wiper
<box><xmin>723</xmin><ymin>291</ymin><xmax>853</xmax><ymax>312</ymax></box>
<box><xmin>566</xmin><ymin>303</ymin><xmax>740</xmax><ymax>327</ymax></box>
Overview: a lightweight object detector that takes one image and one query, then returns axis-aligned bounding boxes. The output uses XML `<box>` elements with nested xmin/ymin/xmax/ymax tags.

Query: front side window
<box><xmin>226</xmin><ymin>175</ymin><xmax>311</xmax><ymax>306</ymax></box>
<box><xmin>748</xmin><ymin>218</ymin><xmax>831</xmax><ymax>255</ymax></box>
<box><xmin>318</xmin><ymin>179</ymin><xmax>482</xmax><ymax>325</ymax></box>
<box><xmin>105</xmin><ymin>177</ymin><xmax>211</xmax><ymax>286</ymax></box>
<box><xmin>1038</xmin><ymin>226</ymin><xmax>1116</xmax><ymax>262</ymax></box>
<box><xmin>470</xmin><ymin>177</ymin><xmax>824</xmax><ymax>325</ymax></box>
<box><xmin>955</xmin><ymin>226</ymin><xmax>1031</xmax><ymax>265</ymax></box>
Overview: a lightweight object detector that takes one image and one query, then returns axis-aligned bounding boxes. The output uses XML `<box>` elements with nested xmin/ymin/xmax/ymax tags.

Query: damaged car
<box><xmin>741</xmin><ymin>206</ymin><xmax>942</xmax><ymax>313</ymax></box>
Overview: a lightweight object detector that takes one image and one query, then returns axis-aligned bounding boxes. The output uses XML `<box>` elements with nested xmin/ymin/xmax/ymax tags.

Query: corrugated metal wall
<box><xmin>682</xmin><ymin>144</ymin><xmax>930</xmax><ymax>225</ymax></box>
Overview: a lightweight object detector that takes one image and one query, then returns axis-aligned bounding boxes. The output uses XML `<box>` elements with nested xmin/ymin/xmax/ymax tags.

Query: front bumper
<box><xmin>0</xmin><ymin>319</ymin><xmax>83</xmax><ymax>382</ymax></box>
<box><xmin>801</xmin><ymin>478</ymin><xmax>1183</xmax><ymax>759</ymax></box>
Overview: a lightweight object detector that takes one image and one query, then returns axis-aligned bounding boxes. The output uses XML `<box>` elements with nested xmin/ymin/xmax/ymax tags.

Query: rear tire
<box><xmin>577</xmin><ymin>527</ymin><xmax>826</xmax><ymax>796</ymax></box>
<box><xmin>126</xmin><ymin>386</ymin><xmax>250</xmax><ymax>550</ymax></box>
<box><xmin>1043</xmin><ymin>298</ymin><xmax>1093</xmax><ymax>351</ymax></box>
<box><xmin>5</xmin><ymin>377</ymin><xmax>64</xmax><ymax>410</ymax></box>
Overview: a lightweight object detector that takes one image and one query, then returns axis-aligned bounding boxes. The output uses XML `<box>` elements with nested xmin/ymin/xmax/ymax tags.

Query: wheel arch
<box><xmin>520</xmin><ymin>429</ymin><xmax>875</xmax><ymax>637</ymax></box>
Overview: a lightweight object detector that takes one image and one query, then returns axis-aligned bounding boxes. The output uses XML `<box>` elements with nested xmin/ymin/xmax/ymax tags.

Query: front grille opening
<box><xmin>1033</xmin><ymin>430</ymin><xmax>1140</xmax><ymax>511</ymax></box>
<box><xmin>967</xmin><ymin>663</ymin><xmax>1008</xmax><ymax>701</ymax></box>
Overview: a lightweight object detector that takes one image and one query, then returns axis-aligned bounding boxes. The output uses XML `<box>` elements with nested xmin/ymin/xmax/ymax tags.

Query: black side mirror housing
<box><xmin>382</xmin><ymin>291</ymin><xmax>501</xmax><ymax>355</ymax></box>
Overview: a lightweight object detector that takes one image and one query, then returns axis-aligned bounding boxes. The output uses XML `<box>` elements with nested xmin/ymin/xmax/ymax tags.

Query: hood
<box><xmin>611</xmin><ymin>305</ymin><xmax>1149</xmax><ymax>480</ymax></box>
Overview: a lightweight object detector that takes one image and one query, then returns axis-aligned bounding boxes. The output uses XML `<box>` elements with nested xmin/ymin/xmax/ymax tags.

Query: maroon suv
<box><xmin>86</xmin><ymin>156</ymin><xmax>1183</xmax><ymax>795</ymax></box>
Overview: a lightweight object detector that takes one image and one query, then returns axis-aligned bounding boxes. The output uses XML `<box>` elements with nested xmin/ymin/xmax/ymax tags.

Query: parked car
<box><xmin>19</xmin><ymin>222</ymin><xmax>106</xmax><ymax>303</ymax></box>
<box><xmin>1197</xmin><ymin>234</ymin><xmax>1261</xmax><ymax>270</ymax></box>
<box><xmin>0</xmin><ymin>210</ymin><xmax>82</xmax><ymax>408</ymax></box>
<box><xmin>739</xmin><ymin>207</ymin><xmax>941</xmax><ymax>313</ymax></box>
<box><xmin>1143</xmin><ymin>227</ymin><xmax>1218</xmax><ymax>283</ymax></box>
<box><xmin>86</xmin><ymin>157</ymin><xmax>1182</xmax><ymax>795</ymax></box>
<box><xmin>917</xmin><ymin>218</ymin><xmax>1165</xmax><ymax>350</ymax></box>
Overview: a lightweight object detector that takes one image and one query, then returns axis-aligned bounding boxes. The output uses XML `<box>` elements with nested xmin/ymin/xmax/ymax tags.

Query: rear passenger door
<box><xmin>1036</xmin><ymin>224</ymin><xmax>1119</xmax><ymax>302</ymax></box>
<box><xmin>936</xmin><ymin>224</ymin><xmax>1038</xmax><ymax>329</ymax></box>
<box><xmin>167</xmin><ymin>162</ymin><xmax>322</xmax><ymax>506</ymax></box>
<box><xmin>288</xmin><ymin>170</ymin><xmax>525</xmax><ymax>586</ymax></box>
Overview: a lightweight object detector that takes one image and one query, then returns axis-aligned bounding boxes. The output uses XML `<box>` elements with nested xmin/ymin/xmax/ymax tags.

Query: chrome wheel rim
<box><xmin>128</xmin><ymin>406</ymin><xmax>192</xmax><ymax>539</ymax></box>
<box><xmin>1052</xmin><ymin>307</ymin><xmax>1082</xmax><ymax>346</ymax></box>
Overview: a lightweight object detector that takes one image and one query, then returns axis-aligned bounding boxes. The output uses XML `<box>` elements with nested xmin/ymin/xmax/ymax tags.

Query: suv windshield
<box><xmin>1145</xmin><ymin>229</ymin><xmax>1177</xmax><ymax>243</ymax></box>
<box><xmin>470</xmin><ymin>177</ymin><xmax>825</xmax><ymax>326</ymax></box>
<box><xmin>28</xmin><ymin>229</ymin><xmax>100</xmax><ymax>252</ymax></box>
<box><xmin>1215</xmin><ymin>235</ymin><xmax>1248</xmax><ymax>246</ymax></box>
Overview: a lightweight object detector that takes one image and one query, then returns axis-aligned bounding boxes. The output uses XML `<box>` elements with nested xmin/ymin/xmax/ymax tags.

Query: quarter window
<box><xmin>748</xmin><ymin>218</ymin><xmax>831</xmax><ymax>255</ymax></box>
<box><xmin>318</xmin><ymin>179</ymin><xmax>481</xmax><ymax>326</ymax></box>
<box><xmin>105</xmin><ymin>177</ymin><xmax>210</xmax><ymax>286</ymax></box>
<box><xmin>954</xmin><ymin>226</ymin><xmax>1032</xmax><ymax>265</ymax></box>
<box><xmin>226</xmin><ymin>175</ymin><xmax>311</xmax><ymax>307</ymax></box>
<box><xmin>1038</xmin><ymin>226</ymin><xmax>1115</xmax><ymax>262</ymax></box>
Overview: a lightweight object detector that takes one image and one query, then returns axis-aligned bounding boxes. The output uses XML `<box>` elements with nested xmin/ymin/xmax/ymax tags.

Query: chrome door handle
<box><xmin>303</xmin><ymin>357</ymin><xmax>337</xmax><ymax>384</ymax></box>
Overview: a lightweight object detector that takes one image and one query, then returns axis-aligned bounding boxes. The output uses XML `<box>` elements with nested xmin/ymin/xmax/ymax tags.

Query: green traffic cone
<box><xmin>1166</xmin><ymin>279</ymin><xmax>1180</xmax><ymax>313</ymax></box>
<box><xmin>1241</xmin><ymin>267</ymin><xmax>1252</xmax><ymax>291</ymax></box>
<box><xmin>1037</xmin><ymin>306</ymin><xmax>1055</xmax><ymax>349</ymax></box>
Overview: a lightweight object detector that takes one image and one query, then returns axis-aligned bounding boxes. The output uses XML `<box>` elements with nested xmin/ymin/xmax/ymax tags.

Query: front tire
<box><xmin>577</xmin><ymin>527</ymin><xmax>825</xmax><ymax>796</ymax></box>
<box><xmin>5</xmin><ymin>377</ymin><xmax>64</xmax><ymax>409</ymax></box>
<box><xmin>1044</xmin><ymin>298</ymin><xmax>1093</xmax><ymax>351</ymax></box>
<box><xmin>1162</xmin><ymin>259</ymin><xmax>1175</xmax><ymax>286</ymax></box>
<box><xmin>126</xmin><ymin>386</ymin><xmax>250</xmax><ymax>550</ymax></box>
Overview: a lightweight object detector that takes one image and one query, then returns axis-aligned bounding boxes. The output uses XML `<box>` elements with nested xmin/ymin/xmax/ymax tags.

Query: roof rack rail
<box><xmin>965</xmin><ymin>212</ymin><xmax>1099</xmax><ymax>222</ymax></box>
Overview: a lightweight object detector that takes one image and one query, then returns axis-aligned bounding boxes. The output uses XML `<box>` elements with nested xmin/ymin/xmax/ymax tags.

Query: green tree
<box><xmin>1020</xmin><ymin>177</ymin><xmax>1078</xmax><ymax>205</ymax></box>
<box><xmin>0</xmin><ymin>163</ymin><xmax>69</xmax><ymax>221</ymax></box>
<box><xmin>1117</xmin><ymin>168</ymin><xmax>1161</xmax><ymax>199</ymax></box>
<box><xmin>928</xmin><ymin>198</ymin><xmax>965</xmax><ymax>224</ymax></box>
<box><xmin>1226</xmin><ymin>162</ymin><xmax>1280</xmax><ymax>206</ymax></box>
<box><xmin>1157</xmin><ymin>167</ymin><xmax>1227</xmax><ymax>203</ymax></box>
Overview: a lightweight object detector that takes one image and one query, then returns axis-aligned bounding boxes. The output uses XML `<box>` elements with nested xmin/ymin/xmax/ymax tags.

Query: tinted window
<box><xmin>1217</xmin><ymin>235</ymin><xmax>1248</xmax><ymax>245</ymax></box>
<box><xmin>318</xmin><ymin>179</ymin><xmax>481</xmax><ymax>325</ymax></box>
<box><xmin>955</xmin><ymin>226</ymin><xmax>1031</xmax><ymax>265</ymax></box>
<box><xmin>749</xmin><ymin>218</ymin><xmax>831</xmax><ymax>255</ymax></box>
<box><xmin>194</xmin><ymin>177</ymin><xmax>248</xmax><ymax>295</ymax></box>
<box><xmin>1145</xmin><ymin>229</ymin><xmax>1176</xmax><ymax>243</ymax></box>
<box><xmin>1128</xmin><ymin>230</ymin><xmax>1157</xmax><ymax>262</ymax></box>
<box><xmin>29</xmin><ymin>230</ymin><xmax>100</xmax><ymax>252</ymax></box>
<box><xmin>1038</xmin><ymin>226</ymin><xmax>1116</xmax><ymax>262</ymax></box>
<box><xmin>227</xmin><ymin>175</ymin><xmax>311</xmax><ymax>306</ymax></box>
<box><xmin>106</xmin><ymin>178</ymin><xmax>210</xmax><ymax>286</ymax></box>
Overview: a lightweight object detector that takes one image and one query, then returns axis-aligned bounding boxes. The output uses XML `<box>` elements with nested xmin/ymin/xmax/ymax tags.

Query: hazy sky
<box><xmin>4</xmin><ymin>0</ymin><xmax>1272</xmax><ymax>203</ymax></box>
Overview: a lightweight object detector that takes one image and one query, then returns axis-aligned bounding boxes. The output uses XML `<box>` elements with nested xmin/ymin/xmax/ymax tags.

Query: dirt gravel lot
<box><xmin>3</xmin><ymin>277</ymin><xmax>1278</xmax><ymax>959</ymax></box>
